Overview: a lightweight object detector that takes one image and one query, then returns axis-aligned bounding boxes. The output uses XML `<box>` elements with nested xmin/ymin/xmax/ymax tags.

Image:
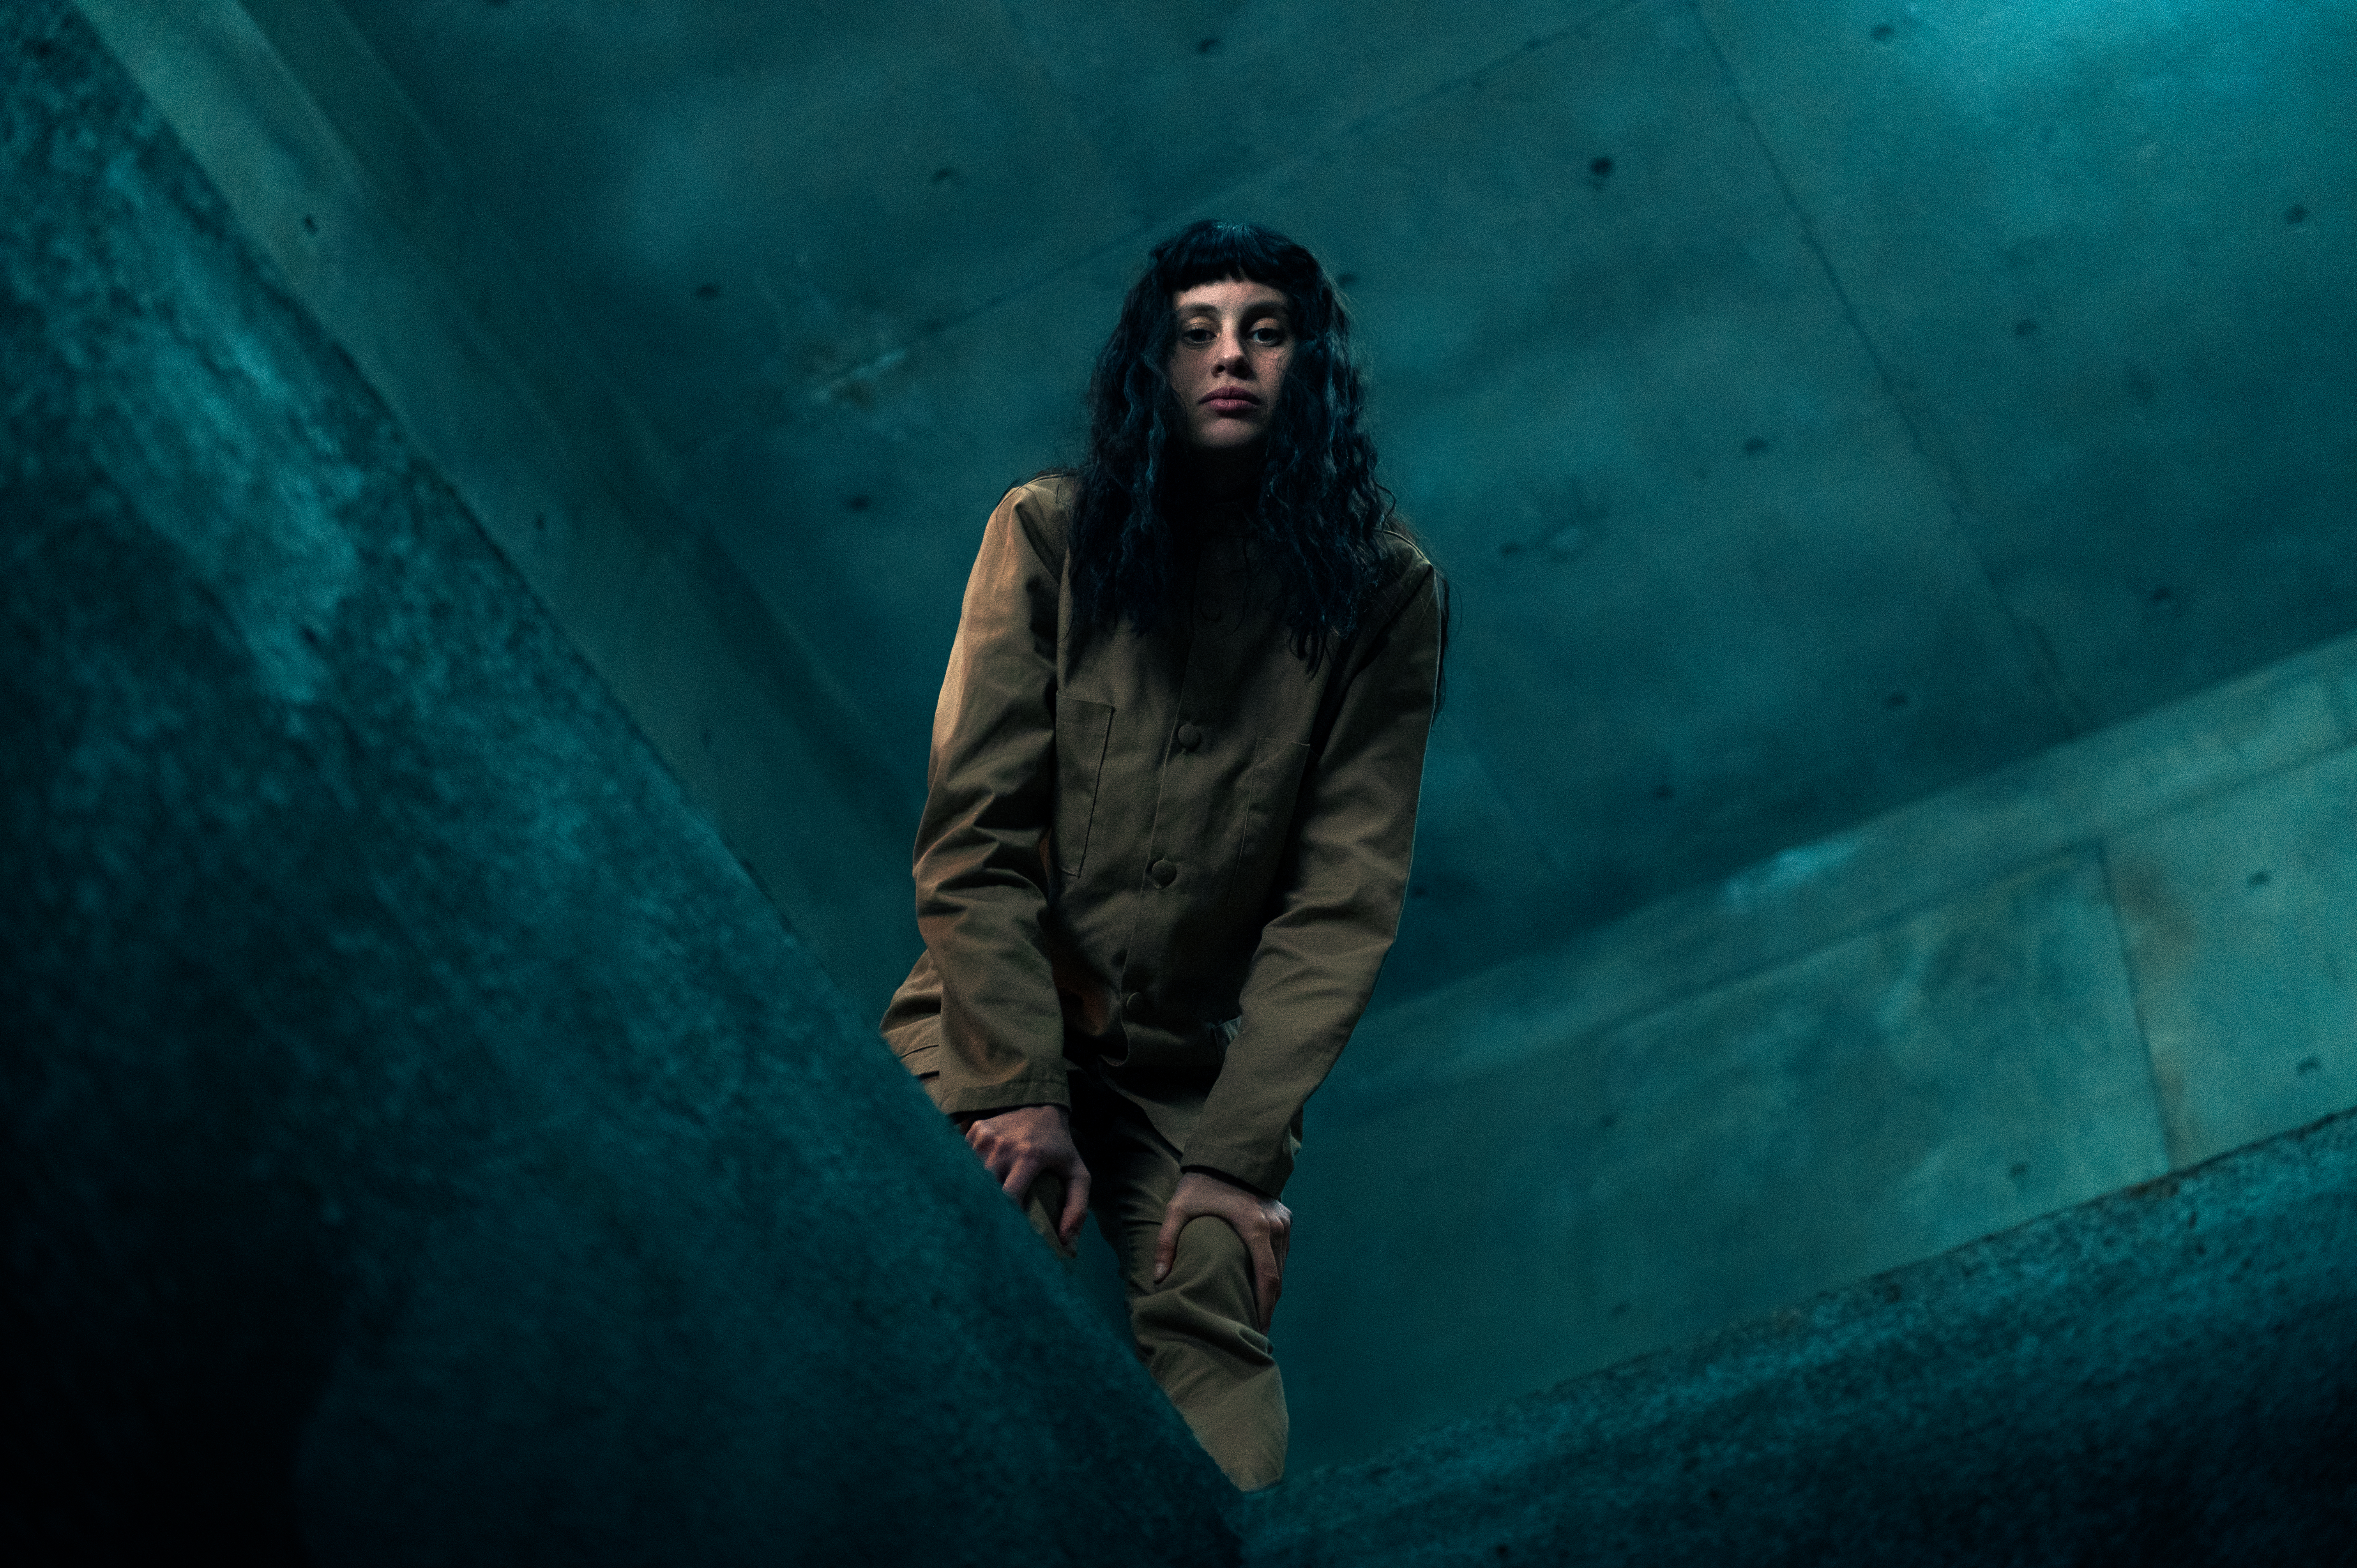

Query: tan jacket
<box><xmin>880</xmin><ymin>475</ymin><xmax>1440</xmax><ymax>1196</ymax></box>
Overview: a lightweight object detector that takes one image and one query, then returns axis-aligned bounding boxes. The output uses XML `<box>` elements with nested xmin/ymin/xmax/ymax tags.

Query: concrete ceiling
<box><xmin>313</xmin><ymin>0</ymin><xmax>2354</xmax><ymax>1008</ymax></box>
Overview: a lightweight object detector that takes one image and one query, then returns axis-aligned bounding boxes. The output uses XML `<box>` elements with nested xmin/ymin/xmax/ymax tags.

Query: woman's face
<box><xmin>1166</xmin><ymin>278</ymin><xmax>1296</xmax><ymax>452</ymax></box>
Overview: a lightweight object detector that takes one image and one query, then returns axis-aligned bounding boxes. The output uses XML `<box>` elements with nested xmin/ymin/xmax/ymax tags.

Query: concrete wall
<box><xmin>37</xmin><ymin>0</ymin><xmax>2357</xmax><ymax>1510</ymax></box>
<box><xmin>1283</xmin><ymin>626</ymin><xmax>2357</xmax><ymax>1467</ymax></box>
<box><xmin>0</xmin><ymin>7</ymin><xmax>1233</xmax><ymax>1558</ymax></box>
<box><xmin>290</xmin><ymin>0</ymin><xmax>2357</xmax><ymax>1009</ymax></box>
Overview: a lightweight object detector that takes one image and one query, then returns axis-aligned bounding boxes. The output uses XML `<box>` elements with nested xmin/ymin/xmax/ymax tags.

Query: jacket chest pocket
<box><xmin>1230</xmin><ymin>737</ymin><xmax>1313</xmax><ymax>911</ymax></box>
<box><xmin>1052</xmin><ymin>696</ymin><xmax>1115</xmax><ymax>878</ymax></box>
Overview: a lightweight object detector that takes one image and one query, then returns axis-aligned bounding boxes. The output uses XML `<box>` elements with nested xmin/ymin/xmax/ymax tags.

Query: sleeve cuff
<box><xmin>1180</xmin><ymin>1163</ymin><xmax>1274</xmax><ymax>1201</ymax></box>
<box><xmin>926</xmin><ymin>1071</ymin><xmax>1072</xmax><ymax>1119</ymax></box>
<box><xmin>1175</xmin><ymin>1132</ymin><xmax>1294</xmax><ymax>1199</ymax></box>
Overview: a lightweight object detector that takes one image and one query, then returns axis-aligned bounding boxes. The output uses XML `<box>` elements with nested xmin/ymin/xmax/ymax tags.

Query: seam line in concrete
<box><xmin>1449</xmin><ymin>709</ymin><xmax>1573</xmax><ymax>879</ymax></box>
<box><xmin>2325</xmin><ymin>662</ymin><xmax>2357</xmax><ymax>745</ymax></box>
<box><xmin>1332</xmin><ymin>848</ymin><xmax>2107</xmax><ymax>1125</ymax></box>
<box><xmin>1688</xmin><ymin>0</ymin><xmax>2092</xmax><ymax>739</ymax></box>
<box><xmin>686</xmin><ymin>0</ymin><xmax>1666</xmax><ymax>464</ymax></box>
<box><xmin>1333</xmin><ymin>715</ymin><xmax>2357</xmax><ymax>1124</ymax></box>
<box><xmin>678</xmin><ymin>216</ymin><xmax>1157</xmax><ymax>470</ymax></box>
<box><xmin>269</xmin><ymin>0</ymin><xmax>690</xmax><ymax>515</ymax></box>
<box><xmin>2092</xmin><ymin>839</ymin><xmax>2189</xmax><ymax>1173</ymax></box>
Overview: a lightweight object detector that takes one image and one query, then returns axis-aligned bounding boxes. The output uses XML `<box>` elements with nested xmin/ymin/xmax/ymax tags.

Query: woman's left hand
<box><xmin>1153</xmin><ymin>1171</ymin><xmax>1292</xmax><ymax>1330</ymax></box>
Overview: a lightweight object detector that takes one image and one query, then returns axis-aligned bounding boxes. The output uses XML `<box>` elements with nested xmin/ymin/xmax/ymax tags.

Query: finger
<box><xmin>1249</xmin><ymin>1233</ymin><xmax>1282</xmax><ymax>1331</ymax></box>
<box><xmin>1000</xmin><ymin>1150</ymin><xmax>1040</xmax><ymax>1197</ymax></box>
<box><xmin>1152</xmin><ymin>1204</ymin><xmax>1185</xmax><ymax>1284</ymax></box>
<box><xmin>1058</xmin><ymin>1163</ymin><xmax>1092</xmax><ymax>1245</ymax></box>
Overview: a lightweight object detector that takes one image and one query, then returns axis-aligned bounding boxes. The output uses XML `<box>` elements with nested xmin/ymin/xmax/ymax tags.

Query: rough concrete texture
<box><xmin>1244</xmin><ymin>1108</ymin><xmax>2357</xmax><ymax>1566</ymax></box>
<box><xmin>303</xmin><ymin>0</ymin><xmax>2356</xmax><ymax>1007</ymax></box>
<box><xmin>0</xmin><ymin>8</ymin><xmax>1234</xmax><ymax>1561</ymax></box>
<box><xmin>74</xmin><ymin>0</ymin><xmax>926</xmax><ymax>1011</ymax></box>
<box><xmin>1283</xmin><ymin>851</ymin><xmax>2170</xmax><ymax>1466</ymax></box>
<box><xmin>1285</xmin><ymin>624</ymin><xmax>2357</xmax><ymax>1469</ymax></box>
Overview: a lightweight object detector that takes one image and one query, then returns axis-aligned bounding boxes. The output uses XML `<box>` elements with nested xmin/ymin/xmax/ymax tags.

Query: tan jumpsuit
<box><xmin>882</xmin><ymin>475</ymin><xmax>1440</xmax><ymax>1488</ymax></box>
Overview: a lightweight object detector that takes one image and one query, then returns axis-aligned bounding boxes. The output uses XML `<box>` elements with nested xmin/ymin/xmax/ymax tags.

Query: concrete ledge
<box><xmin>1241</xmin><ymin>1107</ymin><xmax>2357</xmax><ymax>1566</ymax></box>
<box><xmin>1339</xmin><ymin>628</ymin><xmax>2357</xmax><ymax>1122</ymax></box>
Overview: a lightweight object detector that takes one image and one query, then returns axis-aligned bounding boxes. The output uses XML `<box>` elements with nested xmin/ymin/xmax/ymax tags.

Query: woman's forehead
<box><xmin>1172</xmin><ymin>277</ymin><xmax>1291</xmax><ymax>315</ymax></box>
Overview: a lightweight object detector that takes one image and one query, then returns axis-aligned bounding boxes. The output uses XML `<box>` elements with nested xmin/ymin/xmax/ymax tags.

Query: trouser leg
<box><xmin>1018</xmin><ymin>1173</ymin><xmax>1079</xmax><ymax>1260</ymax></box>
<box><xmin>1066</xmin><ymin>1083</ymin><xmax>1288</xmax><ymax>1491</ymax></box>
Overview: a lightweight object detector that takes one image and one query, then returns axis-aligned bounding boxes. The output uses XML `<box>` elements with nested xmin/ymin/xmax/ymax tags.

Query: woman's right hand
<box><xmin>961</xmin><ymin>1104</ymin><xmax>1092</xmax><ymax>1245</ymax></box>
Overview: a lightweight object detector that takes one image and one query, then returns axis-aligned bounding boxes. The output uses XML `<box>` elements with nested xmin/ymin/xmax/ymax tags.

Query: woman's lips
<box><xmin>1203</xmin><ymin>389</ymin><xmax>1260</xmax><ymax>410</ymax></box>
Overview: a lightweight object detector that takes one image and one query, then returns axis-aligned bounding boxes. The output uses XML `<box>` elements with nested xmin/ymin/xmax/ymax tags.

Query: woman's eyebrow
<box><xmin>1174</xmin><ymin>298</ymin><xmax>1292</xmax><ymax>320</ymax></box>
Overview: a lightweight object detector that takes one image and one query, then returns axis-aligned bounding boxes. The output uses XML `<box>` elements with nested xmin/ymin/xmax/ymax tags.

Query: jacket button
<box><xmin>1149</xmin><ymin>858</ymin><xmax>1178</xmax><ymax>888</ymax></box>
<box><xmin>1124</xmin><ymin>991</ymin><xmax>1144</xmax><ymax>1014</ymax></box>
<box><xmin>1176</xmin><ymin>723</ymin><xmax>1203</xmax><ymax>752</ymax></box>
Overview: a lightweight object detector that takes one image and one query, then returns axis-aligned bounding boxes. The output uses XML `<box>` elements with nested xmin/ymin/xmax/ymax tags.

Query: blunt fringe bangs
<box><xmin>1065</xmin><ymin>219</ymin><xmax>1418</xmax><ymax>668</ymax></box>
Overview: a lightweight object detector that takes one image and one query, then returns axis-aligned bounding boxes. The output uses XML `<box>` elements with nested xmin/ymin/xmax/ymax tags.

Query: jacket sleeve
<box><xmin>905</xmin><ymin>484</ymin><xmax>1073</xmax><ymax>1117</ymax></box>
<box><xmin>1182</xmin><ymin>561</ymin><xmax>1443</xmax><ymax>1195</ymax></box>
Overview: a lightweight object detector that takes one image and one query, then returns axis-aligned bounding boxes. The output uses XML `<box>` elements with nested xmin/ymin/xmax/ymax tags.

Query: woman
<box><xmin>880</xmin><ymin>219</ymin><xmax>1444</xmax><ymax>1490</ymax></box>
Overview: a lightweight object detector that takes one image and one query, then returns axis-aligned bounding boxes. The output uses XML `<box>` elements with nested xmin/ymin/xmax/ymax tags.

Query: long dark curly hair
<box><xmin>1065</xmin><ymin>219</ymin><xmax>1422</xmax><ymax>668</ymax></box>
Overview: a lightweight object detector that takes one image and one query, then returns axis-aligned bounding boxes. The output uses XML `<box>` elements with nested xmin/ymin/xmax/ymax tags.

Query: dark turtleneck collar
<box><xmin>1166</xmin><ymin>438</ymin><xmax>1266</xmax><ymax>509</ymax></box>
<box><xmin>1165</xmin><ymin>463</ymin><xmax>1261</xmax><ymax>535</ymax></box>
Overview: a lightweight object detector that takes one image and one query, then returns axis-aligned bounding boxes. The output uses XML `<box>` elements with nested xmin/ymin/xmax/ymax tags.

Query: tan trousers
<box><xmin>1023</xmin><ymin>1079</ymin><xmax>1287</xmax><ymax>1490</ymax></box>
